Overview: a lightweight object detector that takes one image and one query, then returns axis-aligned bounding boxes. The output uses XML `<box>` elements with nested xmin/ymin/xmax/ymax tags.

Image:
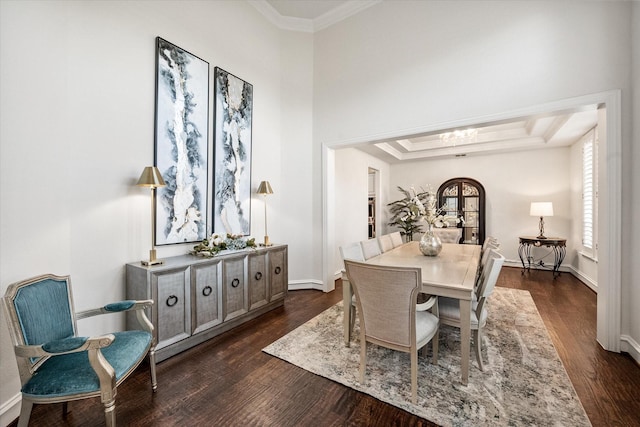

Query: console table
<box><xmin>126</xmin><ymin>244</ymin><xmax>287</xmax><ymax>362</ymax></box>
<box><xmin>518</xmin><ymin>236</ymin><xmax>566</xmax><ymax>278</ymax></box>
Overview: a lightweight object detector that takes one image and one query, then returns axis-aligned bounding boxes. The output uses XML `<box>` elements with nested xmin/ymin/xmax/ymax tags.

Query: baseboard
<box><xmin>0</xmin><ymin>392</ymin><xmax>20</xmax><ymax>427</ymax></box>
<box><xmin>288</xmin><ymin>279</ymin><xmax>325</xmax><ymax>291</ymax></box>
<box><xmin>621</xmin><ymin>335</ymin><xmax>640</xmax><ymax>365</ymax></box>
<box><xmin>565</xmin><ymin>265</ymin><xmax>598</xmax><ymax>293</ymax></box>
<box><xmin>503</xmin><ymin>259</ymin><xmax>598</xmax><ymax>292</ymax></box>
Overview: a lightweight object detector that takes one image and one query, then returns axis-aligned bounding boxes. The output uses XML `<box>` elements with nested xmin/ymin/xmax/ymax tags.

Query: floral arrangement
<box><xmin>388</xmin><ymin>186</ymin><xmax>464</xmax><ymax>241</ymax></box>
<box><xmin>191</xmin><ymin>233</ymin><xmax>257</xmax><ymax>257</ymax></box>
<box><xmin>418</xmin><ymin>188</ymin><xmax>464</xmax><ymax>228</ymax></box>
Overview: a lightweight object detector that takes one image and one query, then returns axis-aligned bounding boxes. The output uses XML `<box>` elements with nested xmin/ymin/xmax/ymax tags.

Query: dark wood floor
<box><xmin>10</xmin><ymin>267</ymin><xmax>640</xmax><ymax>426</ymax></box>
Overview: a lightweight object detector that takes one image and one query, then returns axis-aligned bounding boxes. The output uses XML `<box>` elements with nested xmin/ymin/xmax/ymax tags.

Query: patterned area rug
<box><xmin>263</xmin><ymin>287</ymin><xmax>591</xmax><ymax>426</ymax></box>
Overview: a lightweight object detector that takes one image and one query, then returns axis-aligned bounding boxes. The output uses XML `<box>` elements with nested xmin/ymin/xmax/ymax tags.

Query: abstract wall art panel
<box><xmin>154</xmin><ymin>37</ymin><xmax>209</xmax><ymax>245</ymax></box>
<box><xmin>213</xmin><ymin>67</ymin><xmax>253</xmax><ymax>235</ymax></box>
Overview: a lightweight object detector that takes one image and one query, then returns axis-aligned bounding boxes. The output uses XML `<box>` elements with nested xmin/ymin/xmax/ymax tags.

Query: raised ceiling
<box><xmin>254</xmin><ymin>1</ymin><xmax>600</xmax><ymax>162</ymax></box>
<box><xmin>266</xmin><ymin>0</ymin><xmax>350</xmax><ymax>20</ymax></box>
<box><xmin>357</xmin><ymin>107</ymin><xmax>599</xmax><ymax>163</ymax></box>
<box><xmin>252</xmin><ymin>0</ymin><xmax>377</xmax><ymax>32</ymax></box>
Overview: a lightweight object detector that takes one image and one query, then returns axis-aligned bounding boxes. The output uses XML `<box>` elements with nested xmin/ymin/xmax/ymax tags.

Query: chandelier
<box><xmin>439</xmin><ymin>129</ymin><xmax>478</xmax><ymax>146</ymax></box>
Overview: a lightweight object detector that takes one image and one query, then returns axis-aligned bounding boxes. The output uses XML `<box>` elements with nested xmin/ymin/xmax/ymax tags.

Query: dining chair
<box><xmin>339</xmin><ymin>243</ymin><xmax>366</xmax><ymax>336</ymax></box>
<box><xmin>339</xmin><ymin>242</ymin><xmax>365</xmax><ymax>262</ymax></box>
<box><xmin>377</xmin><ymin>234</ymin><xmax>394</xmax><ymax>252</ymax></box>
<box><xmin>433</xmin><ymin>228</ymin><xmax>462</xmax><ymax>244</ymax></box>
<box><xmin>389</xmin><ymin>231</ymin><xmax>404</xmax><ymax>247</ymax></box>
<box><xmin>343</xmin><ymin>260</ymin><xmax>439</xmax><ymax>404</ymax></box>
<box><xmin>481</xmin><ymin>236</ymin><xmax>499</xmax><ymax>254</ymax></box>
<box><xmin>475</xmin><ymin>237</ymin><xmax>500</xmax><ymax>288</ymax></box>
<box><xmin>438</xmin><ymin>249</ymin><xmax>505</xmax><ymax>371</ymax></box>
<box><xmin>360</xmin><ymin>239</ymin><xmax>382</xmax><ymax>259</ymax></box>
<box><xmin>2</xmin><ymin>274</ymin><xmax>158</xmax><ymax>427</ymax></box>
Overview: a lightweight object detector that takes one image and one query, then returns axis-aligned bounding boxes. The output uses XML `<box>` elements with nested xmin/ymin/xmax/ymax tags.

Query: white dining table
<box><xmin>342</xmin><ymin>241</ymin><xmax>481</xmax><ymax>385</ymax></box>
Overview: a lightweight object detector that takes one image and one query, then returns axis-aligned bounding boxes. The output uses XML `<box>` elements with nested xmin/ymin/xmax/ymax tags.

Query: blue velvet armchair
<box><xmin>2</xmin><ymin>274</ymin><xmax>157</xmax><ymax>427</ymax></box>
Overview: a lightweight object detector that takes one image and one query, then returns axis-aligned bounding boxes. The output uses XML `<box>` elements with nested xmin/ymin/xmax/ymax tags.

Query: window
<box><xmin>582</xmin><ymin>128</ymin><xmax>598</xmax><ymax>258</ymax></box>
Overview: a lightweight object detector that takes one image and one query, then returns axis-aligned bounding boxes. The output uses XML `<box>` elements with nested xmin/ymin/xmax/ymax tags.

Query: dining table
<box><xmin>342</xmin><ymin>241</ymin><xmax>481</xmax><ymax>385</ymax></box>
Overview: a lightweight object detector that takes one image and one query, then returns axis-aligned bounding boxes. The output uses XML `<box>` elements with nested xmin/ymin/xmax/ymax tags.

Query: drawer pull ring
<box><xmin>231</xmin><ymin>278</ymin><xmax>240</xmax><ymax>288</ymax></box>
<box><xmin>166</xmin><ymin>295</ymin><xmax>178</xmax><ymax>307</ymax></box>
<box><xmin>255</xmin><ymin>272</ymin><xmax>262</xmax><ymax>281</ymax></box>
<box><xmin>275</xmin><ymin>266</ymin><xmax>282</xmax><ymax>275</ymax></box>
<box><xmin>202</xmin><ymin>286</ymin><xmax>213</xmax><ymax>296</ymax></box>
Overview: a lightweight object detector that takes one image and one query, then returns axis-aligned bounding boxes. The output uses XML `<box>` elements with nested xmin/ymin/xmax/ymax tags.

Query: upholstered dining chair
<box><xmin>339</xmin><ymin>242</ymin><xmax>365</xmax><ymax>262</ymax></box>
<box><xmin>475</xmin><ymin>237</ymin><xmax>500</xmax><ymax>288</ymax></box>
<box><xmin>339</xmin><ymin>243</ymin><xmax>366</xmax><ymax>338</ymax></box>
<box><xmin>377</xmin><ymin>234</ymin><xmax>394</xmax><ymax>253</ymax></box>
<box><xmin>481</xmin><ymin>236</ymin><xmax>500</xmax><ymax>255</ymax></box>
<box><xmin>360</xmin><ymin>239</ymin><xmax>382</xmax><ymax>260</ymax></box>
<box><xmin>389</xmin><ymin>231</ymin><xmax>404</xmax><ymax>248</ymax></box>
<box><xmin>433</xmin><ymin>228</ymin><xmax>462</xmax><ymax>244</ymax></box>
<box><xmin>343</xmin><ymin>260</ymin><xmax>439</xmax><ymax>404</ymax></box>
<box><xmin>438</xmin><ymin>249</ymin><xmax>505</xmax><ymax>371</ymax></box>
<box><xmin>2</xmin><ymin>274</ymin><xmax>158</xmax><ymax>427</ymax></box>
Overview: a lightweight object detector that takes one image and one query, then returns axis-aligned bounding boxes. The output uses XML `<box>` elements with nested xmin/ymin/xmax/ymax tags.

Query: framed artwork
<box><xmin>213</xmin><ymin>67</ymin><xmax>253</xmax><ymax>235</ymax></box>
<box><xmin>154</xmin><ymin>37</ymin><xmax>209</xmax><ymax>245</ymax></box>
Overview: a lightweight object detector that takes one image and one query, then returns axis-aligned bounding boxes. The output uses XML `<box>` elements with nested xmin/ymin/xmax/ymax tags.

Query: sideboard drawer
<box><xmin>248</xmin><ymin>252</ymin><xmax>268</xmax><ymax>310</ymax></box>
<box><xmin>153</xmin><ymin>266</ymin><xmax>190</xmax><ymax>349</ymax></box>
<box><xmin>191</xmin><ymin>260</ymin><xmax>223</xmax><ymax>334</ymax></box>
<box><xmin>223</xmin><ymin>256</ymin><xmax>247</xmax><ymax>321</ymax></box>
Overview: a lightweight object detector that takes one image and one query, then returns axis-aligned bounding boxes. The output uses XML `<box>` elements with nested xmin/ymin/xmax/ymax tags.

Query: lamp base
<box><xmin>142</xmin><ymin>259</ymin><xmax>164</xmax><ymax>266</ymax></box>
<box><xmin>261</xmin><ymin>235</ymin><xmax>272</xmax><ymax>247</ymax></box>
<box><xmin>142</xmin><ymin>249</ymin><xmax>163</xmax><ymax>266</ymax></box>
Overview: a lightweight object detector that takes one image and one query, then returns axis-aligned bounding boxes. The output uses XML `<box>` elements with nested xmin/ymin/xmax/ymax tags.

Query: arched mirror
<box><xmin>437</xmin><ymin>177</ymin><xmax>485</xmax><ymax>245</ymax></box>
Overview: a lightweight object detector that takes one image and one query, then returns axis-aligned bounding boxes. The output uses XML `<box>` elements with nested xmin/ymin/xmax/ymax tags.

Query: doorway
<box><xmin>322</xmin><ymin>90</ymin><xmax>622</xmax><ymax>352</ymax></box>
<box><xmin>368</xmin><ymin>168</ymin><xmax>379</xmax><ymax>238</ymax></box>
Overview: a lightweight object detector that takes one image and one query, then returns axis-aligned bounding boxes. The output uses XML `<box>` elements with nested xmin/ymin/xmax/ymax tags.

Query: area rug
<box><xmin>263</xmin><ymin>287</ymin><xmax>591</xmax><ymax>426</ymax></box>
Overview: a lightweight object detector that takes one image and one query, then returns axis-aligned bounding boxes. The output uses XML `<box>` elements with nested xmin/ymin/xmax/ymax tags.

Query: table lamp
<box><xmin>137</xmin><ymin>166</ymin><xmax>166</xmax><ymax>265</ymax></box>
<box><xmin>257</xmin><ymin>181</ymin><xmax>273</xmax><ymax>246</ymax></box>
<box><xmin>530</xmin><ymin>202</ymin><xmax>553</xmax><ymax>239</ymax></box>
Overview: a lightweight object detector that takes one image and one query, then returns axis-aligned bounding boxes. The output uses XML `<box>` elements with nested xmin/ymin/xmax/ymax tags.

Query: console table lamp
<box><xmin>530</xmin><ymin>202</ymin><xmax>553</xmax><ymax>239</ymax></box>
<box><xmin>257</xmin><ymin>181</ymin><xmax>273</xmax><ymax>246</ymax></box>
<box><xmin>137</xmin><ymin>166</ymin><xmax>166</xmax><ymax>266</ymax></box>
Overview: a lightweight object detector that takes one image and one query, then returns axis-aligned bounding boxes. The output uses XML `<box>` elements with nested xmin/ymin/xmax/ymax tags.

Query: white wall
<box><xmin>389</xmin><ymin>148</ymin><xmax>572</xmax><ymax>266</ymax></box>
<box><xmin>315</xmin><ymin>0</ymin><xmax>636</xmax><ymax>358</ymax></box>
<box><xmin>0</xmin><ymin>1</ymin><xmax>314</xmax><ymax>424</ymax></box>
<box><xmin>627</xmin><ymin>1</ymin><xmax>640</xmax><ymax>361</ymax></box>
<box><xmin>1</xmin><ymin>0</ymin><xmax>638</xmax><ymax>423</ymax></box>
<box><xmin>334</xmin><ymin>148</ymin><xmax>390</xmax><ymax>274</ymax></box>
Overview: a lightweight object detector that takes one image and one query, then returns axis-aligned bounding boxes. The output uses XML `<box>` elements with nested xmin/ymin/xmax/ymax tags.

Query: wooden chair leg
<box><xmin>350</xmin><ymin>305</ymin><xmax>356</xmax><ymax>335</ymax></box>
<box><xmin>103</xmin><ymin>398</ymin><xmax>116</xmax><ymax>427</ymax></box>
<box><xmin>431</xmin><ymin>330</ymin><xmax>439</xmax><ymax>363</ymax></box>
<box><xmin>149</xmin><ymin>348</ymin><xmax>158</xmax><ymax>392</ymax></box>
<box><xmin>17</xmin><ymin>398</ymin><xmax>33</xmax><ymax>427</ymax></box>
<box><xmin>473</xmin><ymin>328</ymin><xmax>484</xmax><ymax>371</ymax></box>
<box><xmin>411</xmin><ymin>350</ymin><xmax>418</xmax><ymax>404</ymax></box>
<box><xmin>359</xmin><ymin>340</ymin><xmax>367</xmax><ymax>383</ymax></box>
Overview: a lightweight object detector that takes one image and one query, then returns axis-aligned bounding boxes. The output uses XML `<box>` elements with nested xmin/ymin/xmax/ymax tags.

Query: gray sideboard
<box><xmin>126</xmin><ymin>244</ymin><xmax>288</xmax><ymax>362</ymax></box>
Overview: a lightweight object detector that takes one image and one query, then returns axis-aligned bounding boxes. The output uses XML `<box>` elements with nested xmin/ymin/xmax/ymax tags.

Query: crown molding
<box><xmin>313</xmin><ymin>0</ymin><xmax>382</xmax><ymax>32</ymax></box>
<box><xmin>248</xmin><ymin>0</ymin><xmax>314</xmax><ymax>32</ymax></box>
<box><xmin>249</xmin><ymin>0</ymin><xmax>381</xmax><ymax>33</ymax></box>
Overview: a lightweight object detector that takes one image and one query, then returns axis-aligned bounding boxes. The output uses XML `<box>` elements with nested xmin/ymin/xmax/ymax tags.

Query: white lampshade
<box><xmin>530</xmin><ymin>202</ymin><xmax>554</xmax><ymax>217</ymax></box>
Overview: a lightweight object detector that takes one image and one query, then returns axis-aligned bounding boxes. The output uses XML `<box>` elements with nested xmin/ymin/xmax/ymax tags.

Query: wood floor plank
<box><xmin>8</xmin><ymin>267</ymin><xmax>640</xmax><ymax>426</ymax></box>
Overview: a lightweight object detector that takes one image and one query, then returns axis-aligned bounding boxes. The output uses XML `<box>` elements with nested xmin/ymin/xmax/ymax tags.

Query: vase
<box><xmin>419</xmin><ymin>224</ymin><xmax>442</xmax><ymax>256</ymax></box>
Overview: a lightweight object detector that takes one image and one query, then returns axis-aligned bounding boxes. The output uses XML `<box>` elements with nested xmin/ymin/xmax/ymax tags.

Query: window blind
<box><xmin>582</xmin><ymin>130</ymin><xmax>595</xmax><ymax>250</ymax></box>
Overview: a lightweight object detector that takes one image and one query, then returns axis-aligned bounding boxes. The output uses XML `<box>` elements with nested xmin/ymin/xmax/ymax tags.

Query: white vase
<box><xmin>419</xmin><ymin>224</ymin><xmax>442</xmax><ymax>256</ymax></box>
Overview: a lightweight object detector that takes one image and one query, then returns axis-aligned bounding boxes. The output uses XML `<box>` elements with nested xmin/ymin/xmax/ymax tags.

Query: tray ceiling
<box><xmin>355</xmin><ymin>107</ymin><xmax>599</xmax><ymax>163</ymax></box>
